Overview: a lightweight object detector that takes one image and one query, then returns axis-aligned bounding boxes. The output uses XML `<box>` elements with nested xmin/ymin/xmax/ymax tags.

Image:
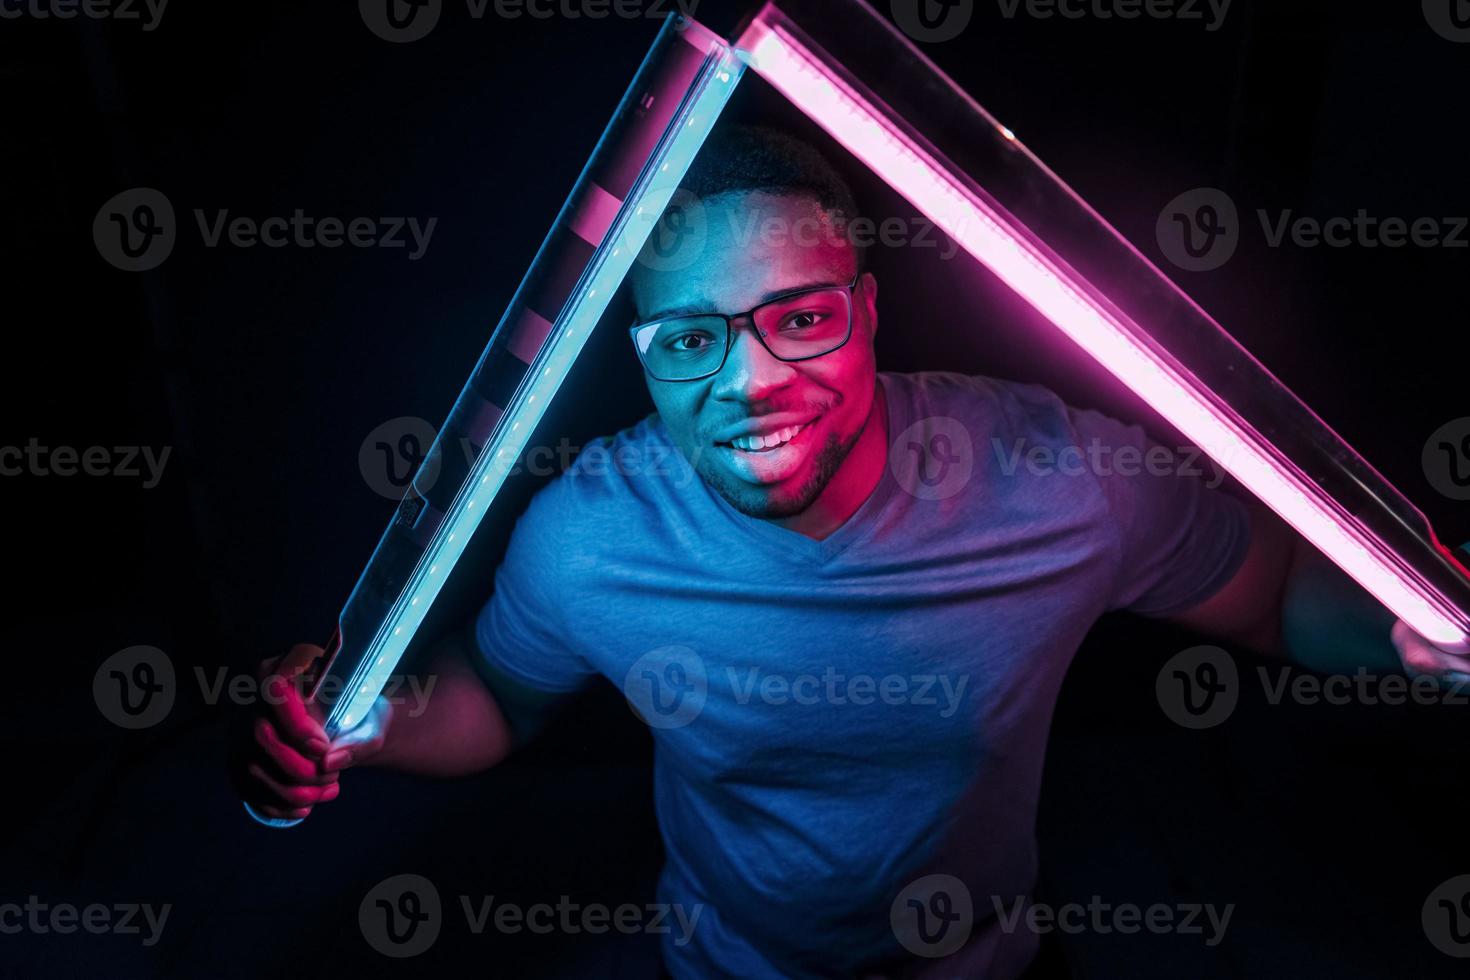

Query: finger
<box><xmin>323</xmin><ymin>739</ymin><xmax>383</xmax><ymax>771</ymax></box>
<box><xmin>323</xmin><ymin>697</ymin><xmax>391</xmax><ymax>770</ymax></box>
<box><xmin>260</xmin><ymin>643</ymin><xmax>331</xmax><ymax>710</ymax></box>
<box><xmin>1392</xmin><ymin>621</ymin><xmax>1470</xmax><ymax>681</ymax></box>
<box><xmin>332</xmin><ymin>697</ymin><xmax>391</xmax><ymax>750</ymax></box>
<box><xmin>255</xmin><ymin>718</ymin><xmax>341</xmax><ymax>786</ymax></box>
<box><xmin>323</xmin><ymin>747</ymin><xmax>357</xmax><ymax>771</ymax></box>
<box><xmin>323</xmin><ymin>733</ymin><xmax>384</xmax><ymax>771</ymax></box>
<box><xmin>246</xmin><ymin>762</ymin><xmax>342</xmax><ymax>810</ymax></box>
<box><xmin>250</xmin><ymin>802</ymin><xmax>314</xmax><ymax>822</ymax></box>
<box><xmin>262</xmin><ymin>670</ymin><xmax>330</xmax><ymax>759</ymax></box>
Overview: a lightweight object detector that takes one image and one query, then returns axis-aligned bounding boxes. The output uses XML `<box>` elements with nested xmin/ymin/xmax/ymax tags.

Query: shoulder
<box><xmin>498</xmin><ymin>413</ymin><xmax>673</xmax><ymax>582</ymax></box>
<box><xmin>526</xmin><ymin>410</ymin><xmax>684</xmax><ymax>525</ymax></box>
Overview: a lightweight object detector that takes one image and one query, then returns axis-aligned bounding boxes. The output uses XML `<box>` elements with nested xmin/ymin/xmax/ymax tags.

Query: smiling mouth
<box><xmin>717</xmin><ymin>420</ymin><xmax>812</xmax><ymax>454</ymax></box>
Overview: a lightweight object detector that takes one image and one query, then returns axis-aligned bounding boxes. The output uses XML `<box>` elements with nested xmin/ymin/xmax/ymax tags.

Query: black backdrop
<box><xmin>4</xmin><ymin>0</ymin><xmax>1469</xmax><ymax>976</ymax></box>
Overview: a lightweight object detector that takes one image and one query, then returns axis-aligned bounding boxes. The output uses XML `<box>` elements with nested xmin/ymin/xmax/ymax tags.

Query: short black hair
<box><xmin>674</xmin><ymin>123</ymin><xmax>867</xmax><ymax>271</ymax></box>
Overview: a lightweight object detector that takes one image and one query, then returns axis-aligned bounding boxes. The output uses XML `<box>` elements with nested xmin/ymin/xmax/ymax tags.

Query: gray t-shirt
<box><xmin>475</xmin><ymin>369</ymin><xmax>1251</xmax><ymax>978</ymax></box>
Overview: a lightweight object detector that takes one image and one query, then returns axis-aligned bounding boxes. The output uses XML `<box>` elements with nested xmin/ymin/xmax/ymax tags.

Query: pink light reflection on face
<box><xmin>631</xmin><ymin>190</ymin><xmax>884</xmax><ymax>533</ymax></box>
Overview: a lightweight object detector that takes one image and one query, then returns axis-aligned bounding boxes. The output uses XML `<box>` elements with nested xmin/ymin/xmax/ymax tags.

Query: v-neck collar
<box><xmin>694</xmin><ymin>372</ymin><xmax>905</xmax><ymax>565</ymax></box>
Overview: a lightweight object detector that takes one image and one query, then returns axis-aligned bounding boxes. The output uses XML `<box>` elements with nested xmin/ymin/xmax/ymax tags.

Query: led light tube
<box><xmin>736</xmin><ymin>13</ymin><xmax>1470</xmax><ymax>653</ymax></box>
<box><xmin>327</xmin><ymin>42</ymin><xmax>742</xmax><ymax>736</ymax></box>
<box><xmin>245</xmin><ymin>17</ymin><xmax>743</xmax><ymax>828</ymax></box>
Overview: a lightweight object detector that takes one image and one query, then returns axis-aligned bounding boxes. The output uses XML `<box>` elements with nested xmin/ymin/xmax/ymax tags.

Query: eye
<box><xmin>665</xmin><ymin>332</ymin><xmax>713</xmax><ymax>352</ymax></box>
<box><xmin>781</xmin><ymin>311</ymin><xmax>824</xmax><ymax>331</ymax></box>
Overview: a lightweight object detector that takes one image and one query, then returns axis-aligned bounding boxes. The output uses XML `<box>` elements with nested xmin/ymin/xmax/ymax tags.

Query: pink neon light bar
<box><xmin>731</xmin><ymin>3</ymin><xmax>1470</xmax><ymax>652</ymax></box>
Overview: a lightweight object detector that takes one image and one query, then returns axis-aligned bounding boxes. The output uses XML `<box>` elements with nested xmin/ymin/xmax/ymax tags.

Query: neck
<box><xmin>772</xmin><ymin>378</ymin><xmax>889</xmax><ymax>541</ymax></box>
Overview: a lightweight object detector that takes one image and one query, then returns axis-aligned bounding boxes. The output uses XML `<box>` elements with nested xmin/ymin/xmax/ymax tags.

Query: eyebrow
<box><xmin>643</xmin><ymin>276</ymin><xmax>849</xmax><ymax>323</ymax></box>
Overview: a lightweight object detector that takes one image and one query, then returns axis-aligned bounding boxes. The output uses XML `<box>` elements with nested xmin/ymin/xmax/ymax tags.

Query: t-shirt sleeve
<box><xmin>1067</xmin><ymin>405</ymin><xmax>1253</xmax><ymax>617</ymax></box>
<box><xmin>473</xmin><ymin>479</ymin><xmax>598</xmax><ymax>693</ymax></box>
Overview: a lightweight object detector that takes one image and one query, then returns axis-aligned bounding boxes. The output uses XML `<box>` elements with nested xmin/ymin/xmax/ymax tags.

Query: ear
<box><xmin>858</xmin><ymin>271</ymin><xmax>878</xmax><ymax>339</ymax></box>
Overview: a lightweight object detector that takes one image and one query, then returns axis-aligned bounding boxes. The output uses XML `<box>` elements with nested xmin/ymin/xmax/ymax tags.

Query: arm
<box><xmin>231</xmin><ymin>621</ymin><xmax>570</xmax><ymax>821</ymax></box>
<box><xmin>1165</xmin><ymin>493</ymin><xmax>1461</xmax><ymax>679</ymax></box>
<box><xmin>368</xmin><ymin>621</ymin><xmax>569</xmax><ymax>776</ymax></box>
<box><xmin>233</xmin><ymin>472</ymin><xmax>596</xmax><ymax>820</ymax></box>
<box><xmin>1065</xmin><ymin>398</ymin><xmax>1459</xmax><ymax>678</ymax></box>
<box><xmin>1161</xmin><ymin>493</ymin><xmax>1296</xmax><ymax>657</ymax></box>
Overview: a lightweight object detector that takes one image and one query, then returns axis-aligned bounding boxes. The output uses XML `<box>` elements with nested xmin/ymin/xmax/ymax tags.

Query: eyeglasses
<box><xmin>629</xmin><ymin>274</ymin><xmax>862</xmax><ymax>383</ymax></box>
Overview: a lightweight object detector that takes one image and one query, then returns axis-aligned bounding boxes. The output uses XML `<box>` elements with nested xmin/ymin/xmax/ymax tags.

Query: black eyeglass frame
<box><xmin>628</xmin><ymin>272</ymin><xmax>865</xmax><ymax>383</ymax></box>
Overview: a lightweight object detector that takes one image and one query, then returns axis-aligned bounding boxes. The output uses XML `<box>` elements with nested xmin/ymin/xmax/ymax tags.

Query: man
<box><xmin>233</xmin><ymin>125</ymin><xmax>1469</xmax><ymax>978</ymax></box>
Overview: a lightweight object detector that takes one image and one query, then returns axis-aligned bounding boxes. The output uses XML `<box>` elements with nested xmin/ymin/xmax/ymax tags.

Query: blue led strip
<box><xmin>322</xmin><ymin>36</ymin><xmax>744</xmax><ymax>738</ymax></box>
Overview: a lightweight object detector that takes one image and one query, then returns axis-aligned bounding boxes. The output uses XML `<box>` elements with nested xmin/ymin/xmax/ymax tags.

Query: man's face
<box><xmin>629</xmin><ymin>190</ymin><xmax>879</xmax><ymax>520</ymax></box>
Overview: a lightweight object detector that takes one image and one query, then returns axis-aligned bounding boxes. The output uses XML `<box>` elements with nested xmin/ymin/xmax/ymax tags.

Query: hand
<box><xmin>1389</xmin><ymin>619</ymin><xmax>1470</xmax><ymax>688</ymax></box>
<box><xmin>229</xmin><ymin>643</ymin><xmax>393</xmax><ymax>822</ymax></box>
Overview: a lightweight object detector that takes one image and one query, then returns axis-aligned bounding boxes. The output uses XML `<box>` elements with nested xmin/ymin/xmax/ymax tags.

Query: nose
<box><xmin>709</xmin><ymin>316</ymin><xmax>797</xmax><ymax>401</ymax></box>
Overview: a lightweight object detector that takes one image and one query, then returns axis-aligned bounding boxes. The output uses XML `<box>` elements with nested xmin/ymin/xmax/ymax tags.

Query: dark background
<box><xmin>3</xmin><ymin>0</ymin><xmax>1469</xmax><ymax>976</ymax></box>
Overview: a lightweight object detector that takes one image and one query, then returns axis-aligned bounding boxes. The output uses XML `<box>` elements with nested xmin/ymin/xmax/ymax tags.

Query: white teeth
<box><xmin>731</xmin><ymin>423</ymin><xmax>803</xmax><ymax>452</ymax></box>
